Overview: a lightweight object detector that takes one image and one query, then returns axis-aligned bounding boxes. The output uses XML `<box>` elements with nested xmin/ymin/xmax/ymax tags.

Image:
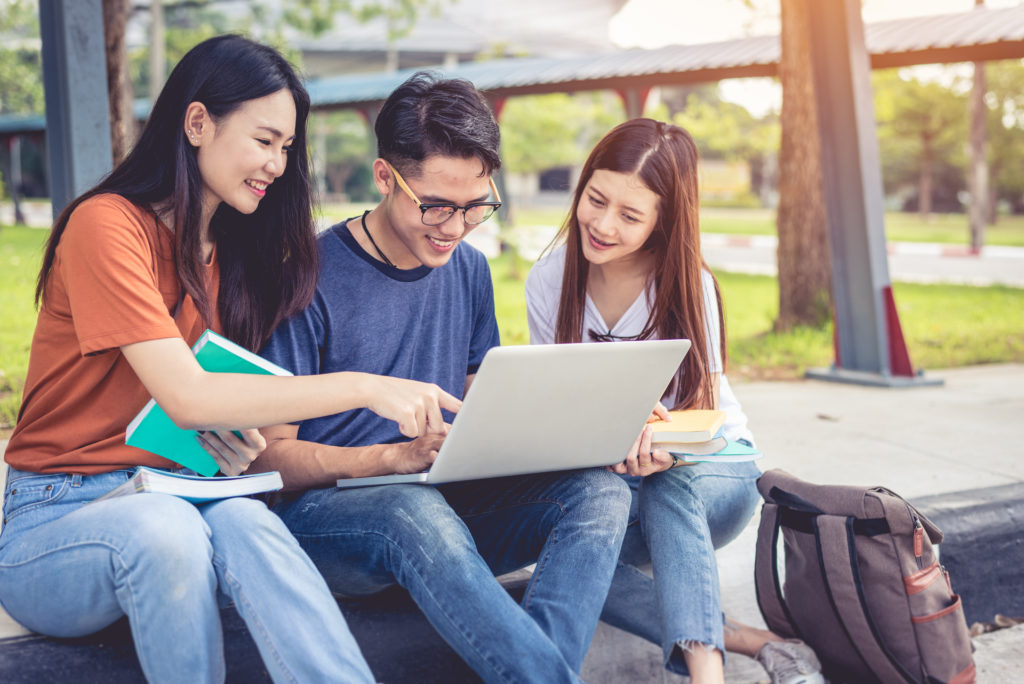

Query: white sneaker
<box><xmin>755</xmin><ymin>639</ymin><xmax>826</xmax><ymax>684</ymax></box>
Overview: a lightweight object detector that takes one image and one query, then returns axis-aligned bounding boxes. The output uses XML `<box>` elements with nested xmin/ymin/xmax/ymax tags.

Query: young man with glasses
<box><xmin>249</xmin><ymin>72</ymin><xmax>632</xmax><ymax>683</ymax></box>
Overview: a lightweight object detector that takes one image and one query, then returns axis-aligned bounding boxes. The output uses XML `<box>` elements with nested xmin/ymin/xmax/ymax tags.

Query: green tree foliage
<box><xmin>279</xmin><ymin>0</ymin><xmax>447</xmax><ymax>41</ymax></box>
<box><xmin>0</xmin><ymin>0</ymin><xmax>41</xmax><ymax>205</ymax></box>
<box><xmin>119</xmin><ymin>0</ymin><xmax>449</xmax><ymax>201</ymax></box>
<box><xmin>499</xmin><ymin>92</ymin><xmax>622</xmax><ymax>175</ymax></box>
<box><xmin>129</xmin><ymin>3</ymin><xmax>254</xmax><ymax>99</ymax></box>
<box><xmin>0</xmin><ymin>0</ymin><xmax>43</xmax><ymax>115</ymax></box>
<box><xmin>671</xmin><ymin>85</ymin><xmax>779</xmax><ymax>205</ymax></box>
<box><xmin>873</xmin><ymin>69</ymin><xmax>967</xmax><ymax>215</ymax></box>
<box><xmin>671</xmin><ymin>85</ymin><xmax>778</xmax><ymax>162</ymax></box>
<box><xmin>311</xmin><ymin>109</ymin><xmax>374</xmax><ymax>200</ymax></box>
<box><xmin>130</xmin><ymin>0</ymin><xmax>446</xmax><ymax>99</ymax></box>
<box><xmin>985</xmin><ymin>59</ymin><xmax>1024</xmax><ymax>212</ymax></box>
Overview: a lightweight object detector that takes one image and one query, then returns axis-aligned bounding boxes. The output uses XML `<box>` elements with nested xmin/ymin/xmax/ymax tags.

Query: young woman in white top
<box><xmin>525</xmin><ymin>118</ymin><xmax>824</xmax><ymax>684</ymax></box>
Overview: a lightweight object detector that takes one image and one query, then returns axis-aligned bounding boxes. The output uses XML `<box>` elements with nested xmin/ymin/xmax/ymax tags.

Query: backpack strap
<box><xmin>754</xmin><ymin>502</ymin><xmax>799</xmax><ymax>639</ymax></box>
<box><xmin>814</xmin><ymin>515</ymin><xmax>916</xmax><ymax>684</ymax></box>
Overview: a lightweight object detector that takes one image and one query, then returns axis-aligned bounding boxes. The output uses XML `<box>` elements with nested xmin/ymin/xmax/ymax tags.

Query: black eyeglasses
<box><xmin>587</xmin><ymin>329</ymin><xmax>644</xmax><ymax>343</ymax></box>
<box><xmin>387</xmin><ymin>161</ymin><xmax>502</xmax><ymax>227</ymax></box>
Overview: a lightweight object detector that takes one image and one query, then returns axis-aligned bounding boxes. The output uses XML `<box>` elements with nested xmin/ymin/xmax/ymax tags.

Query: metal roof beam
<box><xmin>869</xmin><ymin>41</ymin><xmax>1024</xmax><ymax>69</ymax></box>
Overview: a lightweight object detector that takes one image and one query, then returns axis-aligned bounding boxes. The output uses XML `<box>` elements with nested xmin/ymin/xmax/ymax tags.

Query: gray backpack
<box><xmin>754</xmin><ymin>469</ymin><xmax>975</xmax><ymax>684</ymax></box>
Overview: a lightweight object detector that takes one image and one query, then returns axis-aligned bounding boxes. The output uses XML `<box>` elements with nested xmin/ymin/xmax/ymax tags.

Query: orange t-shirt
<box><xmin>5</xmin><ymin>194</ymin><xmax>221</xmax><ymax>475</ymax></box>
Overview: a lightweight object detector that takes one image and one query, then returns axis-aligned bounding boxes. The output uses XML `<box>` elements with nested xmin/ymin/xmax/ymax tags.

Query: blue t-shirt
<box><xmin>260</xmin><ymin>218</ymin><xmax>501</xmax><ymax>448</ymax></box>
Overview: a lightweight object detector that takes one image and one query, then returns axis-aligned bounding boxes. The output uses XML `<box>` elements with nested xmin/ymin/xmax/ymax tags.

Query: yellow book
<box><xmin>650</xmin><ymin>409</ymin><xmax>727</xmax><ymax>445</ymax></box>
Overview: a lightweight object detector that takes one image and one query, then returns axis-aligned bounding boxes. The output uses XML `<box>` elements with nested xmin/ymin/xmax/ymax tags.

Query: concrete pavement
<box><xmin>720</xmin><ymin>363</ymin><xmax>1024</xmax><ymax>682</ymax></box>
<box><xmin>2</xmin><ymin>364</ymin><xmax>1023</xmax><ymax>681</ymax></box>
<box><xmin>580</xmin><ymin>363</ymin><xmax>1024</xmax><ymax>682</ymax></box>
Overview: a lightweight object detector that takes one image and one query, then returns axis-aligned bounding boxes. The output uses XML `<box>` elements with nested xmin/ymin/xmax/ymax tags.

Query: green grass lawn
<box><xmin>3</xmin><ymin>222</ymin><xmax>1023</xmax><ymax>433</ymax></box>
<box><xmin>490</xmin><ymin>255</ymin><xmax>1024</xmax><ymax>378</ymax></box>
<box><xmin>491</xmin><ymin>246</ymin><xmax>1024</xmax><ymax>373</ymax></box>
<box><xmin>0</xmin><ymin>225</ymin><xmax>47</xmax><ymax>432</ymax></box>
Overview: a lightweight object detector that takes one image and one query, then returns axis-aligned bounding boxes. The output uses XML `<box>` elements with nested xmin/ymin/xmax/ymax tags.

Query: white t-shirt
<box><xmin>525</xmin><ymin>244</ymin><xmax>754</xmax><ymax>445</ymax></box>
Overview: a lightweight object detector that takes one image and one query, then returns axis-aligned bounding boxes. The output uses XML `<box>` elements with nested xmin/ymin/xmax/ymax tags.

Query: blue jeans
<box><xmin>272</xmin><ymin>468</ymin><xmax>631</xmax><ymax>684</ymax></box>
<box><xmin>0</xmin><ymin>467</ymin><xmax>375</xmax><ymax>684</ymax></box>
<box><xmin>600</xmin><ymin>460</ymin><xmax>762</xmax><ymax>676</ymax></box>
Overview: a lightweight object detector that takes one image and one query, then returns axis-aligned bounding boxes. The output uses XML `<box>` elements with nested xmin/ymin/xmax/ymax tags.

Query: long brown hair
<box><xmin>36</xmin><ymin>35</ymin><xmax>317</xmax><ymax>351</ymax></box>
<box><xmin>552</xmin><ymin>118</ymin><xmax>725</xmax><ymax>410</ymax></box>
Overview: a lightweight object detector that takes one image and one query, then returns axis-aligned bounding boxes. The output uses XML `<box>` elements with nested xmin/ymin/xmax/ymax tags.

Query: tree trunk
<box><xmin>8</xmin><ymin>136</ymin><xmax>26</xmax><ymax>224</ymax></box>
<box><xmin>919</xmin><ymin>135</ymin><xmax>932</xmax><ymax>220</ymax></box>
<box><xmin>987</xmin><ymin>181</ymin><xmax>999</xmax><ymax>225</ymax></box>
<box><xmin>103</xmin><ymin>0</ymin><xmax>133</xmax><ymax>165</ymax></box>
<box><xmin>774</xmin><ymin>0</ymin><xmax>832</xmax><ymax>331</ymax></box>
<box><xmin>326</xmin><ymin>165</ymin><xmax>354</xmax><ymax>198</ymax></box>
<box><xmin>149</xmin><ymin>0</ymin><xmax>165</xmax><ymax>102</ymax></box>
<box><xmin>968</xmin><ymin>58</ymin><xmax>988</xmax><ymax>251</ymax></box>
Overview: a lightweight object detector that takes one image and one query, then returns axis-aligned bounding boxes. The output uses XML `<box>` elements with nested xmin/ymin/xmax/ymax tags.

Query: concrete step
<box><xmin>0</xmin><ymin>584</ymin><xmax>485</xmax><ymax>684</ymax></box>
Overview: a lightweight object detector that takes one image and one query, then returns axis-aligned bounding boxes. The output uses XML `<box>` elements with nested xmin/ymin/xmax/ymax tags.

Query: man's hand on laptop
<box><xmin>385</xmin><ymin>432</ymin><xmax>448</xmax><ymax>474</ymax></box>
<box><xmin>363</xmin><ymin>376</ymin><xmax>462</xmax><ymax>438</ymax></box>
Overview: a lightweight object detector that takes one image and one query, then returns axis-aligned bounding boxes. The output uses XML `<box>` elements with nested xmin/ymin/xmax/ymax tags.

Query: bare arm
<box><xmin>251</xmin><ymin>423</ymin><xmax>445</xmax><ymax>490</ymax></box>
<box><xmin>250</xmin><ymin>371</ymin><xmax>467</xmax><ymax>489</ymax></box>
<box><xmin>120</xmin><ymin>337</ymin><xmax>460</xmax><ymax>437</ymax></box>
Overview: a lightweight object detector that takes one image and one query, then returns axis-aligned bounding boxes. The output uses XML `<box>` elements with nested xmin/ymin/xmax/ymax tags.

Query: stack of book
<box><xmin>649</xmin><ymin>409</ymin><xmax>762</xmax><ymax>462</ymax></box>
<box><xmin>126</xmin><ymin>329</ymin><xmax>291</xmax><ymax>477</ymax></box>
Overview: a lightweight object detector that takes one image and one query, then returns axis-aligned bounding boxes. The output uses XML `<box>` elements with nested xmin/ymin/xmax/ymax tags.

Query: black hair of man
<box><xmin>375</xmin><ymin>71</ymin><xmax>501</xmax><ymax>177</ymax></box>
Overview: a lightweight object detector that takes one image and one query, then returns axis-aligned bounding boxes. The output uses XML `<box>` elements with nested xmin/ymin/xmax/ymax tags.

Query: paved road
<box><xmin>701</xmin><ymin>233</ymin><xmax>1024</xmax><ymax>288</ymax></box>
<box><xmin>492</xmin><ymin>224</ymin><xmax>1024</xmax><ymax>288</ymax></box>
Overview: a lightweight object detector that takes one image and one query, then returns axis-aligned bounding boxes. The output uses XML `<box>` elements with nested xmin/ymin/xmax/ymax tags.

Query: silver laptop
<box><xmin>336</xmin><ymin>339</ymin><xmax>691</xmax><ymax>488</ymax></box>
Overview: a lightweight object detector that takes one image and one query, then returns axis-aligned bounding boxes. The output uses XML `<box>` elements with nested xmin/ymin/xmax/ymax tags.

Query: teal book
<box><xmin>125</xmin><ymin>330</ymin><xmax>292</xmax><ymax>476</ymax></box>
<box><xmin>93</xmin><ymin>467</ymin><xmax>283</xmax><ymax>505</ymax></box>
<box><xmin>668</xmin><ymin>439</ymin><xmax>763</xmax><ymax>463</ymax></box>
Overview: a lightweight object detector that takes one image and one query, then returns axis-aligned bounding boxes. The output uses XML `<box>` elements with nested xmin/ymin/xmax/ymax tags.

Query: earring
<box><xmin>188</xmin><ymin>129</ymin><xmax>198</xmax><ymax>144</ymax></box>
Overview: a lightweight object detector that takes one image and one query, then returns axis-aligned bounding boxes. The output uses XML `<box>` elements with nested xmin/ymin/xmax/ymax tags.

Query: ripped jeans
<box><xmin>600</xmin><ymin>459</ymin><xmax>762</xmax><ymax>676</ymax></box>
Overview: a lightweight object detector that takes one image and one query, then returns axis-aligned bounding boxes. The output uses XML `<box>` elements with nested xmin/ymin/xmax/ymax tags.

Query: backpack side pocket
<box><xmin>905</xmin><ymin>564</ymin><xmax>976</xmax><ymax>683</ymax></box>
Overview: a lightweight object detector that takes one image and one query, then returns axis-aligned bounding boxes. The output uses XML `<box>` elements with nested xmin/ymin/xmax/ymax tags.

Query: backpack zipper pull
<box><xmin>913</xmin><ymin>520</ymin><xmax>924</xmax><ymax>567</ymax></box>
<box><xmin>906</xmin><ymin>502</ymin><xmax>925</xmax><ymax>568</ymax></box>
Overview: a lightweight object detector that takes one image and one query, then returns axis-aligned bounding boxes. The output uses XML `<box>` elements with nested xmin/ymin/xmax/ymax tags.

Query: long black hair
<box><xmin>36</xmin><ymin>34</ymin><xmax>317</xmax><ymax>350</ymax></box>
